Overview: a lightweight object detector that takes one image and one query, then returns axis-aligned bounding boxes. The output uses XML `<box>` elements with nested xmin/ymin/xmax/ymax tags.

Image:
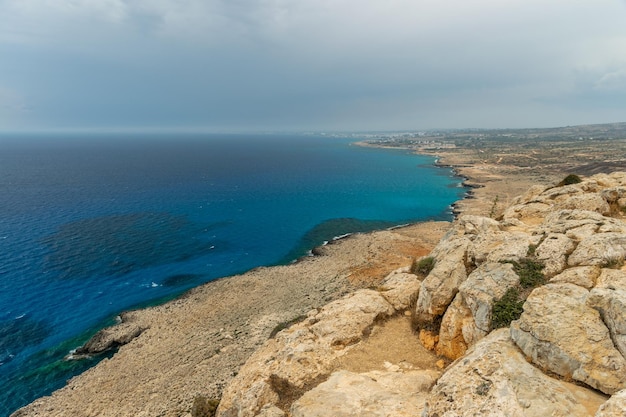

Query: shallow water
<box><xmin>0</xmin><ymin>133</ymin><xmax>465</xmax><ymax>416</ymax></box>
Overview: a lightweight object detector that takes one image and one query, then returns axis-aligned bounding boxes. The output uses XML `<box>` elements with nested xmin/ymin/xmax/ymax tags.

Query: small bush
<box><xmin>492</xmin><ymin>288</ymin><xmax>524</xmax><ymax>329</ymax></box>
<box><xmin>510</xmin><ymin>258</ymin><xmax>545</xmax><ymax>288</ymax></box>
<box><xmin>411</xmin><ymin>256</ymin><xmax>436</xmax><ymax>276</ymax></box>
<box><xmin>557</xmin><ymin>174</ymin><xmax>582</xmax><ymax>187</ymax></box>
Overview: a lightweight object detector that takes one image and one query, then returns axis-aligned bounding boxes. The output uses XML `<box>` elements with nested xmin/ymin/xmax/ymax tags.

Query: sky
<box><xmin>1</xmin><ymin>0</ymin><xmax>625</xmax><ymax>132</ymax></box>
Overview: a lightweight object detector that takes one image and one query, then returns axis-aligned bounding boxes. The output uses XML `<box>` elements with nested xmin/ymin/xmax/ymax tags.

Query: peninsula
<box><xmin>12</xmin><ymin>122</ymin><xmax>626</xmax><ymax>417</ymax></box>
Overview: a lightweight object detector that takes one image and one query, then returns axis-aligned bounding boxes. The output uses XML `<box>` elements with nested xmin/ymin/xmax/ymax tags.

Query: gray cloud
<box><xmin>0</xmin><ymin>0</ymin><xmax>625</xmax><ymax>131</ymax></box>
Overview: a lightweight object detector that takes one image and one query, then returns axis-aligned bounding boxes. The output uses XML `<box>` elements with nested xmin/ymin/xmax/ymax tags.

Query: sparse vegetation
<box><xmin>492</xmin><ymin>253</ymin><xmax>547</xmax><ymax>328</ymax></box>
<box><xmin>491</xmin><ymin>288</ymin><xmax>524</xmax><ymax>329</ymax></box>
<box><xmin>509</xmin><ymin>258</ymin><xmax>546</xmax><ymax>288</ymax></box>
<box><xmin>191</xmin><ymin>396</ymin><xmax>219</xmax><ymax>417</ymax></box>
<box><xmin>411</xmin><ymin>256</ymin><xmax>436</xmax><ymax>276</ymax></box>
<box><xmin>557</xmin><ymin>174</ymin><xmax>582</xmax><ymax>187</ymax></box>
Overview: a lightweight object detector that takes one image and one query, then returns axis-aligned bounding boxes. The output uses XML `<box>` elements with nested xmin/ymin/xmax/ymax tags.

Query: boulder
<box><xmin>538</xmin><ymin>209</ymin><xmax>608</xmax><ymax>235</ymax></box>
<box><xmin>555</xmin><ymin>193</ymin><xmax>611</xmax><ymax>215</ymax></box>
<box><xmin>510</xmin><ymin>283</ymin><xmax>626</xmax><ymax>394</ymax></box>
<box><xmin>595</xmin><ymin>389</ymin><xmax>626</xmax><ymax>417</ymax></box>
<box><xmin>549</xmin><ymin>266</ymin><xmax>601</xmax><ymax>289</ymax></box>
<box><xmin>378</xmin><ymin>269</ymin><xmax>421</xmax><ymax>311</ymax></box>
<box><xmin>469</xmin><ymin>231</ymin><xmax>533</xmax><ymax>265</ymax></box>
<box><xmin>568</xmin><ymin>233</ymin><xmax>626</xmax><ymax>267</ymax></box>
<box><xmin>308</xmin><ymin>290</ymin><xmax>395</xmax><ymax>348</ymax></box>
<box><xmin>436</xmin><ymin>295</ymin><xmax>472</xmax><ymax>359</ymax></box>
<box><xmin>413</xmin><ymin>237</ymin><xmax>470</xmax><ymax>326</ymax></box>
<box><xmin>290</xmin><ymin>369</ymin><xmax>438</xmax><ymax>417</ymax></box>
<box><xmin>216</xmin><ymin>290</ymin><xmax>395</xmax><ymax>416</ymax></box>
<box><xmin>75</xmin><ymin>311</ymin><xmax>147</xmax><ymax>355</ymax></box>
<box><xmin>601</xmin><ymin>187</ymin><xmax>626</xmax><ymax>204</ymax></box>
<box><xmin>587</xmin><ymin>269</ymin><xmax>626</xmax><ymax>358</ymax></box>
<box><xmin>425</xmin><ymin>329</ymin><xmax>600</xmax><ymax>417</ymax></box>
<box><xmin>503</xmin><ymin>202</ymin><xmax>552</xmax><ymax>223</ymax></box>
<box><xmin>437</xmin><ymin>262</ymin><xmax>520</xmax><ymax>359</ymax></box>
<box><xmin>534</xmin><ymin>233</ymin><xmax>576</xmax><ymax>277</ymax></box>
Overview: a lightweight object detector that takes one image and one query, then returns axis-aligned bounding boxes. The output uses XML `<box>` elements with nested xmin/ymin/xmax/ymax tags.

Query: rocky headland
<box><xmin>214</xmin><ymin>171</ymin><xmax>626</xmax><ymax>416</ymax></box>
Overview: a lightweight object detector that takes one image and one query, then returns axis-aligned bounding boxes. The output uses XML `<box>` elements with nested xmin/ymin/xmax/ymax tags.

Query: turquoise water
<box><xmin>0</xmin><ymin>133</ymin><xmax>465</xmax><ymax>415</ymax></box>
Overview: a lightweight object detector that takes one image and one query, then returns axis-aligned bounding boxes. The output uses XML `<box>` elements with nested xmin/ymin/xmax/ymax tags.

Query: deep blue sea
<box><xmin>0</xmin><ymin>133</ymin><xmax>465</xmax><ymax>416</ymax></box>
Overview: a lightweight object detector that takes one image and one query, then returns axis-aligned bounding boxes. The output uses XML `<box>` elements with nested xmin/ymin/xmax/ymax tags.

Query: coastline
<box><xmin>11</xmin><ymin>139</ymin><xmax>549</xmax><ymax>417</ymax></box>
<box><xmin>10</xmin><ymin>144</ymin><xmax>477</xmax><ymax>417</ymax></box>
<box><xmin>12</xmin><ymin>221</ymin><xmax>452</xmax><ymax>417</ymax></box>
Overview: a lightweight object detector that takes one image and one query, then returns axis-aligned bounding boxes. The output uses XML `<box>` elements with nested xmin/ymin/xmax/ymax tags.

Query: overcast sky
<box><xmin>1</xmin><ymin>0</ymin><xmax>625</xmax><ymax>132</ymax></box>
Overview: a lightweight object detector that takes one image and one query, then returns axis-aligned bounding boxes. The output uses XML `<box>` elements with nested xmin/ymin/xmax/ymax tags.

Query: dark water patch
<box><xmin>280</xmin><ymin>218</ymin><xmax>397</xmax><ymax>263</ymax></box>
<box><xmin>41</xmin><ymin>212</ymin><xmax>221</xmax><ymax>279</ymax></box>
<box><xmin>162</xmin><ymin>273</ymin><xmax>206</xmax><ymax>287</ymax></box>
<box><xmin>0</xmin><ymin>316</ymin><xmax>52</xmax><ymax>367</ymax></box>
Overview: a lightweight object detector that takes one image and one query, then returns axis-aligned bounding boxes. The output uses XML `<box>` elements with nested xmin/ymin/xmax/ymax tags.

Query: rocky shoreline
<box><xmin>11</xmin><ymin>221</ymin><xmax>450</xmax><ymax>417</ymax></box>
<box><xmin>216</xmin><ymin>171</ymin><xmax>626</xmax><ymax>417</ymax></box>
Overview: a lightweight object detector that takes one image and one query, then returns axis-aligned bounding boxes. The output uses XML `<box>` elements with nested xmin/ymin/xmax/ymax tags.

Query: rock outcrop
<box><xmin>425</xmin><ymin>329</ymin><xmax>606</xmax><ymax>417</ymax></box>
<box><xmin>217</xmin><ymin>172</ymin><xmax>626</xmax><ymax>416</ymax></box>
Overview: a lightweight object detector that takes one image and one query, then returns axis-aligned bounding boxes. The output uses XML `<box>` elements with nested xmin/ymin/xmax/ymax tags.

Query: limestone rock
<box><xmin>511</xmin><ymin>184</ymin><xmax>548</xmax><ymax>205</ymax></box>
<box><xmin>457</xmin><ymin>215</ymin><xmax>501</xmax><ymax>236</ymax></box>
<box><xmin>588</xmin><ymin>269</ymin><xmax>626</xmax><ymax>358</ymax></box>
<box><xmin>503</xmin><ymin>202</ymin><xmax>552</xmax><ymax>223</ymax></box>
<box><xmin>413</xmin><ymin>237</ymin><xmax>470</xmax><ymax>326</ymax></box>
<box><xmin>291</xmin><ymin>369</ymin><xmax>438</xmax><ymax>417</ymax></box>
<box><xmin>426</xmin><ymin>329</ymin><xmax>598</xmax><ymax>417</ymax></box>
<box><xmin>469</xmin><ymin>230</ymin><xmax>532</xmax><ymax>265</ymax></box>
<box><xmin>556</xmin><ymin>193</ymin><xmax>611</xmax><ymax>215</ymax></box>
<box><xmin>568</xmin><ymin>233</ymin><xmax>626</xmax><ymax>267</ymax></box>
<box><xmin>308</xmin><ymin>290</ymin><xmax>395</xmax><ymax>348</ymax></box>
<box><xmin>601</xmin><ymin>186</ymin><xmax>626</xmax><ymax>204</ymax></box>
<box><xmin>549</xmin><ymin>266</ymin><xmax>601</xmax><ymax>289</ymax></box>
<box><xmin>538</xmin><ymin>209</ymin><xmax>609</xmax><ymax>235</ymax></box>
<box><xmin>510</xmin><ymin>283</ymin><xmax>626</xmax><ymax>394</ymax></box>
<box><xmin>437</xmin><ymin>262</ymin><xmax>519</xmax><ymax>359</ymax></box>
<box><xmin>436</xmin><ymin>295</ymin><xmax>472</xmax><ymax>359</ymax></box>
<box><xmin>216</xmin><ymin>290</ymin><xmax>395</xmax><ymax>416</ymax></box>
<box><xmin>595</xmin><ymin>389</ymin><xmax>626</xmax><ymax>417</ymax></box>
<box><xmin>378</xmin><ymin>269</ymin><xmax>421</xmax><ymax>311</ymax></box>
<box><xmin>76</xmin><ymin>311</ymin><xmax>146</xmax><ymax>354</ymax></box>
<box><xmin>534</xmin><ymin>233</ymin><xmax>576</xmax><ymax>277</ymax></box>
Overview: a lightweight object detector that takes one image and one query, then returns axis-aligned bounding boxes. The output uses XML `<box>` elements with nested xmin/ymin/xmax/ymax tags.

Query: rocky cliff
<box><xmin>217</xmin><ymin>172</ymin><xmax>626</xmax><ymax>416</ymax></box>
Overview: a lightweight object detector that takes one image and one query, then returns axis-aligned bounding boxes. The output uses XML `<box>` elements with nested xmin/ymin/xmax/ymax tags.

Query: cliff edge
<box><xmin>217</xmin><ymin>172</ymin><xmax>626</xmax><ymax>417</ymax></box>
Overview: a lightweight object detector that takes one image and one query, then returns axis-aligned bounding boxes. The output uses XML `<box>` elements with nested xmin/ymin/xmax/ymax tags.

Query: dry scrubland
<box><xmin>13</xmin><ymin>122</ymin><xmax>626</xmax><ymax>417</ymax></box>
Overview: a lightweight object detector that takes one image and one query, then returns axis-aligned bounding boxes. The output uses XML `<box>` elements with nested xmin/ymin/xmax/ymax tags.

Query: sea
<box><xmin>0</xmin><ymin>133</ymin><xmax>465</xmax><ymax>416</ymax></box>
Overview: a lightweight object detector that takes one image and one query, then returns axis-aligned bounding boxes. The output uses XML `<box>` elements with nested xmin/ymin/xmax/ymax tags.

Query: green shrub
<box><xmin>491</xmin><ymin>288</ymin><xmax>524</xmax><ymax>329</ymax></box>
<box><xmin>411</xmin><ymin>256</ymin><xmax>436</xmax><ymax>276</ymax></box>
<box><xmin>557</xmin><ymin>174</ymin><xmax>582</xmax><ymax>187</ymax></box>
<box><xmin>510</xmin><ymin>258</ymin><xmax>545</xmax><ymax>288</ymax></box>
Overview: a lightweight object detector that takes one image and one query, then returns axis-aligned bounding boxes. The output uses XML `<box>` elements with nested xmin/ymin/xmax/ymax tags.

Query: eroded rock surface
<box><xmin>425</xmin><ymin>329</ymin><xmax>606</xmax><ymax>417</ymax></box>
<box><xmin>510</xmin><ymin>283</ymin><xmax>626</xmax><ymax>395</ymax></box>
